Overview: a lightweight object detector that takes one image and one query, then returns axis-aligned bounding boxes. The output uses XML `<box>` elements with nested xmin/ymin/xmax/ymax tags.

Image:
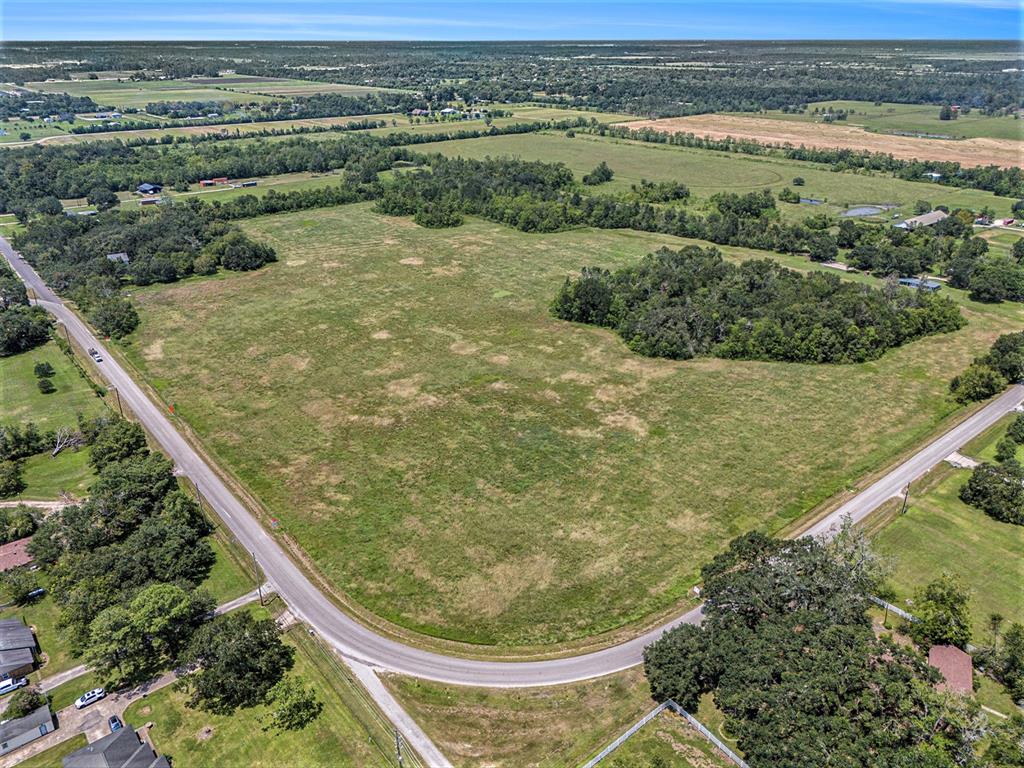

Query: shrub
<box><xmin>0</xmin><ymin>460</ymin><xmax>25</xmax><ymax>498</ymax></box>
<box><xmin>36</xmin><ymin>378</ymin><xmax>55</xmax><ymax>394</ymax></box>
<box><xmin>949</xmin><ymin>363</ymin><xmax>1006</xmax><ymax>404</ymax></box>
<box><xmin>5</xmin><ymin>687</ymin><xmax>45</xmax><ymax>719</ymax></box>
<box><xmin>32</xmin><ymin>361</ymin><xmax>54</xmax><ymax>379</ymax></box>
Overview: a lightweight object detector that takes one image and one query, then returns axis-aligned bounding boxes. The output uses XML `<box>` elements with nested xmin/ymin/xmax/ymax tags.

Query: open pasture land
<box><xmin>208</xmin><ymin>74</ymin><xmax>406</xmax><ymax>97</ymax></box>
<box><xmin>123</xmin><ymin>202</ymin><xmax>1024</xmax><ymax>647</ymax></box>
<box><xmin>417</xmin><ymin>132</ymin><xmax>1017</xmax><ymax>217</ymax></box>
<box><xmin>871</xmin><ymin>463</ymin><xmax>1024</xmax><ymax>637</ymax></box>
<box><xmin>738</xmin><ymin>100</ymin><xmax>1024</xmax><ymax>142</ymax></box>
<box><xmin>25</xmin><ymin>78</ymin><xmax>279</xmax><ymax>109</ymax></box>
<box><xmin>0</xmin><ymin>341</ymin><xmax>103</xmax><ymax>430</ymax></box>
<box><xmin>616</xmin><ymin>113</ymin><xmax>1023</xmax><ymax>169</ymax></box>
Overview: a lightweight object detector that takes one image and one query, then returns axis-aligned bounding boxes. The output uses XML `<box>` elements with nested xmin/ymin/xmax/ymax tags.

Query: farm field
<box><xmin>616</xmin><ymin>113</ymin><xmax>1022</xmax><ymax>168</ymax></box>
<box><xmin>121</xmin><ymin>201</ymin><xmax>1024</xmax><ymax>646</ymax></box>
<box><xmin>385</xmin><ymin>667</ymin><xmax>659</xmax><ymax>767</ymax></box>
<box><xmin>740</xmin><ymin>100</ymin><xmax>1024</xmax><ymax>141</ymax></box>
<box><xmin>416</xmin><ymin>131</ymin><xmax>1018</xmax><ymax>217</ymax></box>
<box><xmin>25</xmin><ymin>78</ymin><xmax>279</xmax><ymax>109</ymax></box>
<box><xmin>123</xmin><ymin>615</ymin><xmax>393</xmax><ymax>768</ymax></box>
<box><xmin>871</xmin><ymin>461</ymin><xmax>1024</xmax><ymax>637</ymax></box>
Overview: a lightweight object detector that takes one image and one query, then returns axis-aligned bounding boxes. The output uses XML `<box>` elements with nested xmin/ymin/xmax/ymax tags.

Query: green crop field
<box><xmin>124</xmin><ymin>617</ymin><xmax>393</xmax><ymax>768</ymax></box>
<box><xmin>120</xmin><ymin>200</ymin><xmax>1024</xmax><ymax>646</ymax></box>
<box><xmin>743</xmin><ymin>100</ymin><xmax>1024</xmax><ymax>141</ymax></box>
<box><xmin>26</xmin><ymin>78</ymin><xmax>279</xmax><ymax>109</ymax></box>
<box><xmin>872</xmin><ymin>463</ymin><xmax>1024</xmax><ymax>637</ymax></box>
<box><xmin>416</xmin><ymin>132</ymin><xmax>1018</xmax><ymax>218</ymax></box>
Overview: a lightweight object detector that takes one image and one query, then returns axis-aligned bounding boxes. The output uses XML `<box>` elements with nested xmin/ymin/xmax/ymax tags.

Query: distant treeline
<box><xmin>552</xmin><ymin>246</ymin><xmax>965</xmax><ymax>364</ymax></box>
<box><xmin>0</xmin><ymin>92</ymin><xmax>102</xmax><ymax>120</ymax></box>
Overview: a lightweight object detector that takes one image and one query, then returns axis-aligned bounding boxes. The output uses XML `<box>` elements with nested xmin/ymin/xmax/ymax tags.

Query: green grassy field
<box><xmin>123</xmin><ymin>620</ymin><xmax>394</xmax><ymax>768</ymax></box>
<box><xmin>743</xmin><ymin>100</ymin><xmax>1024</xmax><ymax>141</ymax></box>
<box><xmin>212</xmin><ymin>75</ymin><xmax>405</xmax><ymax>98</ymax></box>
<box><xmin>871</xmin><ymin>464</ymin><xmax>1024</xmax><ymax>637</ymax></box>
<box><xmin>17</xmin><ymin>735</ymin><xmax>88</xmax><ymax>768</ymax></box>
<box><xmin>25</xmin><ymin>79</ymin><xmax>278</xmax><ymax>109</ymax></box>
<box><xmin>604</xmin><ymin>711</ymin><xmax>734</xmax><ymax>768</ymax></box>
<box><xmin>0</xmin><ymin>341</ymin><xmax>104</xmax><ymax>430</ymax></box>
<box><xmin>385</xmin><ymin>667</ymin><xmax>658</xmax><ymax>767</ymax></box>
<box><xmin>19</xmin><ymin>448</ymin><xmax>94</xmax><ymax>499</ymax></box>
<box><xmin>416</xmin><ymin>131</ymin><xmax>1017</xmax><ymax>218</ymax></box>
<box><xmin>119</xmin><ymin>201</ymin><xmax>1024</xmax><ymax>646</ymax></box>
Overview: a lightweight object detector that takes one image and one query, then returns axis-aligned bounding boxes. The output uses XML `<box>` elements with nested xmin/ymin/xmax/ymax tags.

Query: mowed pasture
<box><xmin>417</xmin><ymin>131</ymin><xmax>1018</xmax><ymax>217</ymax></box>
<box><xmin>25</xmin><ymin>78</ymin><xmax>278</xmax><ymax>109</ymax></box>
<box><xmin>209</xmin><ymin>75</ymin><xmax>406</xmax><ymax>97</ymax></box>
<box><xmin>123</xmin><ymin>202</ymin><xmax>1024</xmax><ymax>646</ymax></box>
<box><xmin>616</xmin><ymin>114</ymin><xmax>1022</xmax><ymax>169</ymax></box>
<box><xmin>742</xmin><ymin>100</ymin><xmax>1024</xmax><ymax>142</ymax></box>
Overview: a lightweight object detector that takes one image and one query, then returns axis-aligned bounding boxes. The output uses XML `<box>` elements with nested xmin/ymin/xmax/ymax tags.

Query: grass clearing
<box><xmin>417</xmin><ymin>131</ymin><xmax>1017</xmax><ymax>218</ymax></box>
<box><xmin>384</xmin><ymin>667</ymin><xmax>657</xmax><ymax>767</ymax></box>
<box><xmin>0</xmin><ymin>341</ymin><xmax>104</xmax><ymax>430</ymax></box>
<box><xmin>871</xmin><ymin>464</ymin><xmax>1024</xmax><ymax>637</ymax></box>
<box><xmin>121</xmin><ymin>201</ymin><xmax>1024</xmax><ymax>646</ymax></box>
<box><xmin>123</xmin><ymin>622</ymin><xmax>393</xmax><ymax>768</ymax></box>
<box><xmin>18</xmin><ymin>447</ymin><xmax>94</xmax><ymax>499</ymax></box>
<box><xmin>738</xmin><ymin>100</ymin><xmax>1024</xmax><ymax>142</ymax></box>
<box><xmin>25</xmin><ymin>79</ymin><xmax>278</xmax><ymax>109</ymax></box>
<box><xmin>604</xmin><ymin>710</ymin><xmax>734</xmax><ymax>768</ymax></box>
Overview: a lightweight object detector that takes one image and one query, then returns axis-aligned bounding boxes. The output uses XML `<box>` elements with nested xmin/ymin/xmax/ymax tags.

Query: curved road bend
<box><xmin>3</xmin><ymin>236</ymin><xmax>1021</xmax><ymax>687</ymax></box>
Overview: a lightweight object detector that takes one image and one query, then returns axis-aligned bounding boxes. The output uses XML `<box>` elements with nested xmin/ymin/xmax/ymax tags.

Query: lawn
<box><xmin>871</xmin><ymin>465</ymin><xmax>1024</xmax><ymax>637</ymax></box>
<box><xmin>2</xmin><ymin>574</ymin><xmax>79</xmax><ymax>678</ymax></box>
<box><xmin>416</xmin><ymin>132</ymin><xmax>1017</xmax><ymax>218</ymax></box>
<box><xmin>120</xmin><ymin>201</ymin><xmax>1024</xmax><ymax>647</ymax></box>
<box><xmin>603</xmin><ymin>711</ymin><xmax>734</xmax><ymax>768</ymax></box>
<box><xmin>0</xmin><ymin>341</ymin><xmax>104</xmax><ymax>430</ymax></box>
<box><xmin>19</xmin><ymin>447</ymin><xmax>94</xmax><ymax>499</ymax></box>
<box><xmin>25</xmin><ymin>79</ymin><xmax>278</xmax><ymax>110</ymax></box>
<box><xmin>17</xmin><ymin>734</ymin><xmax>88</xmax><ymax>768</ymax></box>
<box><xmin>743</xmin><ymin>100</ymin><xmax>1024</xmax><ymax>142</ymax></box>
<box><xmin>123</xmin><ymin>622</ymin><xmax>394</xmax><ymax>768</ymax></box>
<box><xmin>384</xmin><ymin>667</ymin><xmax>657</xmax><ymax>767</ymax></box>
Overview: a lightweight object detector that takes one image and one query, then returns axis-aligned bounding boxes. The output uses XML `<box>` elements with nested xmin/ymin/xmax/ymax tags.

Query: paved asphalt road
<box><xmin>3</xmin><ymin>235</ymin><xmax>1020</xmax><ymax>688</ymax></box>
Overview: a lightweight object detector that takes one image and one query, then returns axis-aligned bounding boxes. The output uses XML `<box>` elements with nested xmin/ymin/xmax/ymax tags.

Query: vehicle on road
<box><xmin>108</xmin><ymin>715</ymin><xmax>122</xmax><ymax>732</ymax></box>
<box><xmin>0</xmin><ymin>677</ymin><xmax>28</xmax><ymax>696</ymax></box>
<box><xmin>87</xmin><ymin>348</ymin><xmax>104</xmax><ymax>363</ymax></box>
<box><xmin>74</xmin><ymin>688</ymin><xmax>105</xmax><ymax>709</ymax></box>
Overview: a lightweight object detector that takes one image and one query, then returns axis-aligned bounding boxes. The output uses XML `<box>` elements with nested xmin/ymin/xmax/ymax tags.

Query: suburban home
<box><xmin>0</xmin><ymin>537</ymin><xmax>33</xmax><ymax>573</ymax></box>
<box><xmin>928</xmin><ymin>644</ymin><xmax>973</xmax><ymax>695</ymax></box>
<box><xmin>135</xmin><ymin>182</ymin><xmax>162</xmax><ymax>195</ymax></box>
<box><xmin>0</xmin><ymin>705</ymin><xmax>53</xmax><ymax>756</ymax></box>
<box><xmin>0</xmin><ymin>619</ymin><xmax>37</xmax><ymax>680</ymax></box>
<box><xmin>896</xmin><ymin>210</ymin><xmax>949</xmax><ymax>230</ymax></box>
<box><xmin>63</xmin><ymin>724</ymin><xmax>170</xmax><ymax>768</ymax></box>
<box><xmin>898</xmin><ymin>277</ymin><xmax>942</xmax><ymax>292</ymax></box>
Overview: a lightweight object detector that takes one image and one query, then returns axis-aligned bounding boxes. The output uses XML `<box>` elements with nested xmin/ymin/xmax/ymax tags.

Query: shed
<box><xmin>0</xmin><ymin>537</ymin><xmax>33</xmax><ymax>573</ymax></box>
<box><xmin>136</xmin><ymin>183</ymin><xmax>162</xmax><ymax>195</ymax></box>
<box><xmin>928</xmin><ymin>645</ymin><xmax>973</xmax><ymax>695</ymax></box>
<box><xmin>63</xmin><ymin>724</ymin><xmax>170</xmax><ymax>768</ymax></box>
<box><xmin>0</xmin><ymin>705</ymin><xmax>53</xmax><ymax>756</ymax></box>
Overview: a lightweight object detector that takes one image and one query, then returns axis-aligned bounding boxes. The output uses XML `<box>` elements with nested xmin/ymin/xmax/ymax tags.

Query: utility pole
<box><xmin>252</xmin><ymin>551</ymin><xmax>264</xmax><ymax>605</ymax></box>
<box><xmin>395</xmin><ymin>729</ymin><xmax>404</xmax><ymax>768</ymax></box>
<box><xmin>899</xmin><ymin>484</ymin><xmax>910</xmax><ymax>515</ymax></box>
<box><xmin>111</xmin><ymin>387</ymin><xmax>123</xmax><ymax>417</ymax></box>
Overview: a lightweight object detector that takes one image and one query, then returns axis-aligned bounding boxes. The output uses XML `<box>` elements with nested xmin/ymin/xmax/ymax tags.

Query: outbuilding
<box><xmin>898</xmin><ymin>277</ymin><xmax>942</xmax><ymax>292</ymax></box>
<box><xmin>896</xmin><ymin>210</ymin><xmax>949</xmax><ymax>230</ymax></box>
<box><xmin>136</xmin><ymin>182</ymin><xmax>163</xmax><ymax>195</ymax></box>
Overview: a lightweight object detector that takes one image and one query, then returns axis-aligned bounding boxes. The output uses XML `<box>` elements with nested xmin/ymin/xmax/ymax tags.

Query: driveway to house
<box><xmin>2</xmin><ymin>234</ymin><xmax>1021</xmax><ymax>689</ymax></box>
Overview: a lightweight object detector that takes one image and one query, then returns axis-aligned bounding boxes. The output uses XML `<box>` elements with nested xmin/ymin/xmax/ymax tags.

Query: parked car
<box><xmin>0</xmin><ymin>677</ymin><xmax>28</xmax><ymax>696</ymax></box>
<box><xmin>74</xmin><ymin>688</ymin><xmax>106</xmax><ymax>709</ymax></box>
<box><xmin>108</xmin><ymin>715</ymin><xmax>122</xmax><ymax>732</ymax></box>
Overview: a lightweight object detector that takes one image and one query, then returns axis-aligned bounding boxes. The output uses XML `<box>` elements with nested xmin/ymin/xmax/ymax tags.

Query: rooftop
<box><xmin>0</xmin><ymin>705</ymin><xmax>52</xmax><ymax>744</ymax></box>
<box><xmin>0</xmin><ymin>619</ymin><xmax>35</xmax><ymax>653</ymax></box>
<box><xmin>63</xmin><ymin>725</ymin><xmax>170</xmax><ymax>768</ymax></box>
<box><xmin>0</xmin><ymin>536</ymin><xmax>33</xmax><ymax>572</ymax></box>
<box><xmin>928</xmin><ymin>644</ymin><xmax>973</xmax><ymax>695</ymax></box>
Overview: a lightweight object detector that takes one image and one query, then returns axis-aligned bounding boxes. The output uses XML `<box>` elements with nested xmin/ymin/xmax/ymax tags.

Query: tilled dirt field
<box><xmin>617</xmin><ymin>114</ymin><xmax>1023</xmax><ymax>168</ymax></box>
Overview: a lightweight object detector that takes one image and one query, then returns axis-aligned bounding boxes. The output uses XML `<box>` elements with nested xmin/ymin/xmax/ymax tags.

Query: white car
<box><xmin>0</xmin><ymin>677</ymin><xmax>28</xmax><ymax>696</ymax></box>
<box><xmin>74</xmin><ymin>688</ymin><xmax>106</xmax><ymax>709</ymax></box>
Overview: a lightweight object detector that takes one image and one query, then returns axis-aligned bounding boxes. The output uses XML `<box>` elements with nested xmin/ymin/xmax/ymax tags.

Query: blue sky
<box><xmin>2</xmin><ymin>0</ymin><xmax>1019</xmax><ymax>40</ymax></box>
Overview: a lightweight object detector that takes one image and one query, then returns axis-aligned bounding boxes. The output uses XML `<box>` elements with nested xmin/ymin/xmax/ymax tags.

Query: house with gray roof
<box><xmin>0</xmin><ymin>619</ymin><xmax>36</xmax><ymax>680</ymax></box>
<box><xmin>896</xmin><ymin>210</ymin><xmax>949</xmax><ymax>230</ymax></box>
<box><xmin>0</xmin><ymin>705</ymin><xmax>53</xmax><ymax>756</ymax></box>
<box><xmin>63</xmin><ymin>725</ymin><xmax>170</xmax><ymax>768</ymax></box>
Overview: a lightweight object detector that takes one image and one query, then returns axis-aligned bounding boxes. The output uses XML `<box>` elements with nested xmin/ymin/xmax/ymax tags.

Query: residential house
<box><xmin>63</xmin><ymin>724</ymin><xmax>170</xmax><ymax>768</ymax></box>
<box><xmin>0</xmin><ymin>619</ymin><xmax>37</xmax><ymax>680</ymax></box>
<box><xmin>106</xmin><ymin>253</ymin><xmax>130</xmax><ymax>264</ymax></box>
<box><xmin>898</xmin><ymin>277</ymin><xmax>942</xmax><ymax>292</ymax></box>
<box><xmin>0</xmin><ymin>537</ymin><xmax>33</xmax><ymax>573</ymax></box>
<box><xmin>928</xmin><ymin>644</ymin><xmax>973</xmax><ymax>695</ymax></box>
<box><xmin>0</xmin><ymin>706</ymin><xmax>54</xmax><ymax>756</ymax></box>
<box><xmin>135</xmin><ymin>183</ymin><xmax>162</xmax><ymax>195</ymax></box>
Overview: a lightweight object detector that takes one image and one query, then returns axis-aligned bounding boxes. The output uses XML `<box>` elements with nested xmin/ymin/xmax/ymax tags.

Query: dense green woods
<box><xmin>551</xmin><ymin>246</ymin><xmax>965</xmax><ymax>363</ymax></box>
<box><xmin>0</xmin><ymin>263</ymin><xmax>51</xmax><ymax>357</ymax></box>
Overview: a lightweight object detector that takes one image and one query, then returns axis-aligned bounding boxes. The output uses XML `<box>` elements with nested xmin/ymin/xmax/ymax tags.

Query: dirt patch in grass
<box><xmin>618</xmin><ymin>114</ymin><xmax>1023</xmax><ymax>168</ymax></box>
<box><xmin>196</xmin><ymin>726</ymin><xmax>215</xmax><ymax>742</ymax></box>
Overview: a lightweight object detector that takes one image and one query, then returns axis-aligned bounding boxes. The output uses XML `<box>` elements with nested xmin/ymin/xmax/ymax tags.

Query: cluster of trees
<box><xmin>552</xmin><ymin>246</ymin><xmax>965</xmax><ymax>364</ymax></box>
<box><xmin>978</xmin><ymin>616</ymin><xmax>1024</xmax><ymax>705</ymax></box>
<box><xmin>0</xmin><ymin>264</ymin><xmax>51</xmax><ymax>358</ymax></box>
<box><xmin>958</xmin><ymin>414</ymin><xmax>1024</xmax><ymax>526</ymax></box>
<box><xmin>0</xmin><ymin>92</ymin><xmax>101</xmax><ymax>120</ymax></box>
<box><xmin>949</xmin><ymin>331</ymin><xmax>1024</xmax><ymax>404</ymax></box>
<box><xmin>582</xmin><ymin>161</ymin><xmax>614</xmax><ymax>186</ymax></box>
<box><xmin>642</xmin><ymin>529</ymin><xmax>1015</xmax><ymax>768</ymax></box>
<box><xmin>598</xmin><ymin>124</ymin><xmax>1024</xmax><ymax>198</ymax></box>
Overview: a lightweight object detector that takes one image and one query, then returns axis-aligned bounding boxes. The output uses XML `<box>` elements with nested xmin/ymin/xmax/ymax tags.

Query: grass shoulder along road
<box><xmin>119</xmin><ymin>200</ymin><xmax>1024</xmax><ymax>648</ymax></box>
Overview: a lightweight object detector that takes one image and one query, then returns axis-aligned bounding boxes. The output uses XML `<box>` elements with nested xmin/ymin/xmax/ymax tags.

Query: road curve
<box><xmin>3</xmin><ymin>235</ymin><xmax>1020</xmax><ymax>687</ymax></box>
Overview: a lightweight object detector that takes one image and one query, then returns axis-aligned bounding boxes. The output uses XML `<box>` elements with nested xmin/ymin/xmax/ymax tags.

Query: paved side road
<box><xmin>3</xmin><ymin>234</ymin><xmax>1020</xmax><ymax>689</ymax></box>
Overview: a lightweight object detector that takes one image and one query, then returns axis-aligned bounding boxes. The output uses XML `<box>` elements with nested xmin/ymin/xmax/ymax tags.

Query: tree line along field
<box><xmin>416</xmin><ymin>131</ymin><xmax>1019</xmax><ymax>218</ymax></box>
<box><xmin>740</xmin><ymin>100</ymin><xmax>1024</xmax><ymax>141</ymax></box>
<box><xmin>121</xmin><ymin>201</ymin><xmax>1024</xmax><ymax>647</ymax></box>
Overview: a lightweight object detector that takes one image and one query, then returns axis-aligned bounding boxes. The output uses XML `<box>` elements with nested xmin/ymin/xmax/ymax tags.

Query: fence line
<box><xmin>869</xmin><ymin>595</ymin><xmax>918</xmax><ymax>623</ymax></box>
<box><xmin>581</xmin><ymin>700</ymin><xmax>748</xmax><ymax>768</ymax></box>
